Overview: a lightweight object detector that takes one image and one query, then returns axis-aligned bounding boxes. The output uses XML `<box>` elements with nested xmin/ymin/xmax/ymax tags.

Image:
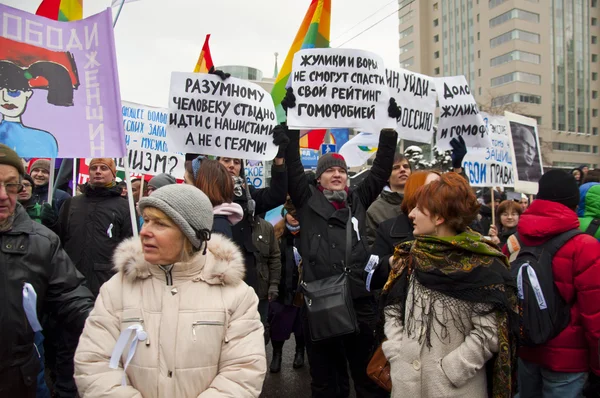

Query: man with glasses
<box><xmin>0</xmin><ymin>144</ymin><xmax>94</xmax><ymax>398</ymax></box>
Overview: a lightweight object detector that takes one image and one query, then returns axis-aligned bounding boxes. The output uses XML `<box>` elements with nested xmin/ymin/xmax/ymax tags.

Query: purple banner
<box><xmin>0</xmin><ymin>5</ymin><xmax>126</xmax><ymax>158</ymax></box>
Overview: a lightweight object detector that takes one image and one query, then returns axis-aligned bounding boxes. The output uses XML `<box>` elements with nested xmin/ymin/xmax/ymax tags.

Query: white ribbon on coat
<box><xmin>109</xmin><ymin>324</ymin><xmax>148</xmax><ymax>386</ymax></box>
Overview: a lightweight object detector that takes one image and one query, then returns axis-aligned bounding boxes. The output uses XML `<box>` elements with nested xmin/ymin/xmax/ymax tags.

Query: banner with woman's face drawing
<box><xmin>0</xmin><ymin>4</ymin><xmax>126</xmax><ymax>158</ymax></box>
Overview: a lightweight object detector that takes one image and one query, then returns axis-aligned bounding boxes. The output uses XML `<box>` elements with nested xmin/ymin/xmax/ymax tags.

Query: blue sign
<box><xmin>320</xmin><ymin>144</ymin><xmax>337</xmax><ymax>155</ymax></box>
<box><xmin>301</xmin><ymin>149</ymin><xmax>319</xmax><ymax>169</ymax></box>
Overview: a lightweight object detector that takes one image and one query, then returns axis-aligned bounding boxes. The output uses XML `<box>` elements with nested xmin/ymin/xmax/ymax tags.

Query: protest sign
<box><xmin>115</xmin><ymin>102</ymin><xmax>185</xmax><ymax>179</ymax></box>
<box><xmin>461</xmin><ymin>113</ymin><xmax>514</xmax><ymax>187</ymax></box>
<box><xmin>287</xmin><ymin>48</ymin><xmax>394</xmax><ymax>132</ymax></box>
<box><xmin>0</xmin><ymin>4</ymin><xmax>126</xmax><ymax>158</ymax></box>
<box><xmin>244</xmin><ymin>160</ymin><xmax>265</xmax><ymax>188</ymax></box>
<box><xmin>167</xmin><ymin>73</ymin><xmax>278</xmax><ymax>161</ymax></box>
<box><xmin>386</xmin><ymin>68</ymin><xmax>436</xmax><ymax>144</ymax></box>
<box><xmin>434</xmin><ymin>75</ymin><xmax>491</xmax><ymax>151</ymax></box>
<box><xmin>505</xmin><ymin>112</ymin><xmax>543</xmax><ymax>194</ymax></box>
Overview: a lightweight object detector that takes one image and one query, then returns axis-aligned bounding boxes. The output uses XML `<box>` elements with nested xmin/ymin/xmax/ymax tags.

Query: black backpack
<box><xmin>509</xmin><ymin>229</ymin><xmax>582</xmax><ymax>346</ymax></box>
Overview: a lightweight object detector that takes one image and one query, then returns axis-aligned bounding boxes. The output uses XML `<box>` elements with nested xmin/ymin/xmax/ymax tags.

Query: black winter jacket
<box><xmin>369</xmin><ymin>213</ymin><xmax>414</xmax><ymax>291</ymax></box>
<box><xmin>58</xmin><ymin>183</ymin><xmax>133</xmax><ymax>297</ymax></box>
<box><xmin>286</xmin><ymin>129</ymin><xmax>398</xmax><ymax>298</ymax></box>
<box><xmin>277</xmin><ymin>228</ymin><xmax>302</xmax><ymax>306</ymax></box>
<box><xmin>232</xmin><ymin>162</ymin><xmax>287</xmax><ymax>291</ymax></box>
<box><xmin>0</xmin><ymin>205</ymin><xmax>94</xmax><ymax>374</ymax></box>
<box><xmin>32</xmin><ymin>183</ymin><xmax>70</xmax><ymax>214</ymax></box>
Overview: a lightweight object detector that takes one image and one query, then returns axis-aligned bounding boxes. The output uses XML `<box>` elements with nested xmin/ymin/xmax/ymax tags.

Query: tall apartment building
<box><xmin>398</xmin><ymin>0</ymin><xmax>600</xmax><ymax>169</ymax></box>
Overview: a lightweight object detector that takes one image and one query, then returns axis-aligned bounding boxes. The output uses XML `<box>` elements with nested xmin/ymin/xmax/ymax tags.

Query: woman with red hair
<box><xmin>378</xmin><ymin>173</ymin><xmax>518</xmax><ymax>397</ymax></box>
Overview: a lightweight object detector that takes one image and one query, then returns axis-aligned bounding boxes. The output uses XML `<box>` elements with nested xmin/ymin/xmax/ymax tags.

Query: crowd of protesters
<box><xmin>1</xmin><ymin>86</ymin><xmax>599</xmax><ymax>398</ymax></box>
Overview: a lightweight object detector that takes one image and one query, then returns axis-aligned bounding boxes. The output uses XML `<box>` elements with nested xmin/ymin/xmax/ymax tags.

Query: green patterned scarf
<box><xmin>384</xmin><ymin>229</ymin><xmax>519</xmax><ymax>398</ymax></box>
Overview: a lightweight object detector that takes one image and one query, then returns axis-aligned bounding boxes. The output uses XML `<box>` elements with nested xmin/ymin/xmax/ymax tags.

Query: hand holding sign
<box><xmin>167</xmin><ymin>73</ymin><xmax>278</xmax><ymax>160</ymax></box>
<box><xmin>287</xmin><ymin>48</ymin><xmax>394</xmax><ymax>132</ymax></box>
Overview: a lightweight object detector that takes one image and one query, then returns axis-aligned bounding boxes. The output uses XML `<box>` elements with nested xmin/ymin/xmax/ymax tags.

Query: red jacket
<box><xmin>503</xmin><ymin>200</ymin><xmax>600</xmax><ymax>375</ymax></box>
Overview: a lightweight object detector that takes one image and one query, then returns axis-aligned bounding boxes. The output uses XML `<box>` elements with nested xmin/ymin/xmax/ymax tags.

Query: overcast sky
<box><xmin>4</xmin><ymin>0</ymin><xmax>401</xmax><ymax>107</ymax></box>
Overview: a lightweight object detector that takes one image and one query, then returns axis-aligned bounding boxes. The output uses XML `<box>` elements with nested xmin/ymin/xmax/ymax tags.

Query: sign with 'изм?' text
<box><xmin>287</xmin><ymin>48</ymin><xmax>394</xmax><ymax>133</ymax></box>
<box><xmin>167</xmin><ymin>73</ymin><xmax>278</xmax><ymax>161</ymax></box>
<box><xmin>115</xmin><ymin>101</ymin><xmax>185</xmax><ymax>178</ymax></box>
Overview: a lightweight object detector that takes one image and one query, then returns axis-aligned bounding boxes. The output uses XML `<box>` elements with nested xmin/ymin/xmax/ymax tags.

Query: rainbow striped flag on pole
<box><xmin>271</xmin><ymin>0</ymin><xmax>331</xmax><ymax>123</ymax></box>
<box><xmin>193</xmin><ymin>34</ymin><xmax>215</xmax><ymax>74</ymax></box>
<box><xmin>36</xmin><ymin>0</ymin><xmax>82</xmax><ymax>21</ymax></box>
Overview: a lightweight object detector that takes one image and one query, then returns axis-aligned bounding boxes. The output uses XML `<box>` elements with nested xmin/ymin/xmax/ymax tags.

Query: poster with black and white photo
<box><xmin>386</xmin><ymin>68</ymin><xmax>436</xmax><ymax>143</ymax></box>
<box><xmin>287</xmin><ymin>48</ymin><xmax>394</xmax><ymax>132</ymax></box>
<box><xmin>167</xmin><ymin>73</ymin><xmax>278</xmax><ymax>160</ymax></box>
<box><xmin>505</xmin><ymin>112</ymin><xmax>543</xmax><ymax>194</ymax></box>
<box><xmin>433</xmin><ymin>75</ymin><xmax>491</xmax><ymax>151</ymax></box>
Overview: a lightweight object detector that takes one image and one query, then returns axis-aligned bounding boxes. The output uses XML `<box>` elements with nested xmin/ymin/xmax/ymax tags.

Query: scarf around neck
<box><xmin>318</xmin><ymin>185</ymin><xmax>348</xmax><ymax>209</ymax></box>
<box><xmin>383</xmin><ymin>229</ymin><xmax>518</xmax><ymax>398</ymax></box>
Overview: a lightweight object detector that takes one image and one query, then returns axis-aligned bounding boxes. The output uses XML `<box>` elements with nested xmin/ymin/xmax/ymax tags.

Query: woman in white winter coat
<box><xmin>74</xmin><ymin>184</ymin><xmax>266</xmax><ymax>397</ymax></box>
<box><xmin>378</xmin><ymin>173</ymin><xmax>518</xmax><ymax>398</ymax></box>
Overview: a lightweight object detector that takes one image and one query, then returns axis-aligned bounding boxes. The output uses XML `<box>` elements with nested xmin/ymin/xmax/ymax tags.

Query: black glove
<box><xmin>388</xmin><ymin>97</ymin><xmax>401</xmax><ymax>119</ymax></box>
<box><xmin>281</xmin><ymin>87</ymin><xmax>296</xmax><ymax>114</ymax></box>
<box><xmin>584</xmin><ymin>372</ymin><xmax>600</xmax><ymax>398</ymax></box>
<box><xmin>272</xmin><ymin>124</ymin><xmax>290</xmax><ymax>158</ymax></box>
<box><xmin>450</xmin><ymin>135</ymin><xmax>468</xmax><ymax>169</ymax></box>
<box><xmin>40</xmin><ymin>203</ymin><xmax>58</xmax><ymax>227</ymax></box>
<box><xmin>208</xmin><ymin>66</ymin><xmax>230</xmax><ymax>80</ymax></box>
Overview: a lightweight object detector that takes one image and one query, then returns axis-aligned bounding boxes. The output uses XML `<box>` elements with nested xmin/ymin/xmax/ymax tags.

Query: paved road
<box><xmin>260</xmin><ymin>341</ymin><xmax>357</xmax><ymax>398</ymax></box>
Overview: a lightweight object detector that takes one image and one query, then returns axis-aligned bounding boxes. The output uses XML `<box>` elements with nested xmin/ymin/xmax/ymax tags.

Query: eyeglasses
<box><xmin>0</xmin><ymin>182</ymin><xmax>23</xmax><ymax>194</ymax></box>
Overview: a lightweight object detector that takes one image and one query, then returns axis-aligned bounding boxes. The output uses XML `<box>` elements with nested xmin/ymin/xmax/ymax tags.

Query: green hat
<box><xmin>0</xmin><ymin>144</ymin><xmax>24</xmax><ymax>175</ymax></box>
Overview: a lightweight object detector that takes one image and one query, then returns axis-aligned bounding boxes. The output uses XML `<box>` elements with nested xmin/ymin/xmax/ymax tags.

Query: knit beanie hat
<box><xmin>0</xmin><ymin>144</ymin><xmax>25</xmax><ymax>175</ymax></box>
<box><xmin>89</xmin><ymin>158</ymin><xmax>117</xmax><ymax>177</ymax></box>
<box><xmin>29</xmin><ymin>158</ymin><xmax>50</xmax><ymax>173</ymax></box>
<box><xmin>148</xmin><ymin>173</ymin><xmax>177</xmax><ymax>190</ymax></box>
<box><xmin>139</xmin><ymin>184</ymin><xmax>213</xmax><ymax>249</ymax></box>
<box><xmin>316</xmin><ymin>153</ymin><xmax>348</xmax><ymax>179</ymax></box>
<box><xmin>537</xmin><ymin>169</ymin><xmax>580</xmax><ymax>209</ymax></box>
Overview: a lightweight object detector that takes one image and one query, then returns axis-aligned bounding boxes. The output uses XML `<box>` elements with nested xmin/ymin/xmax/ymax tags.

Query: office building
<box><xmin>397</xmin><ymin>0</ymin><xmax>600</xmax><ymax>169</ymax></box>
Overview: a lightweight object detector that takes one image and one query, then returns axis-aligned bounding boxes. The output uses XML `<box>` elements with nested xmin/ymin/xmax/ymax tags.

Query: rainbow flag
<box><xmin>36</xmin><ymin>0</ymin><xmax>83</xmax><ymax>21</ymax></box>
<box><xmin>271</xmin><ymin>0</ymin><xmax>331</xmax><ymax>122</ymax></box>
<box><xmin>194</xmin><ymin>34</ymin><xmax>214</xmax><ymax>73</ymax></box>
<box><xmin>299</xmin><ymin>129</ymin><xmax>328</xmax><ymax>150</ymax></box>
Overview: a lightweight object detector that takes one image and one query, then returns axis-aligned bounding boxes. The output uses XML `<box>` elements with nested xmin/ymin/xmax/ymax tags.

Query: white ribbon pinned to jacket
<box><xmin>109</xmin><ymin>324</ymin><xmax>148</xmax><ymax>386</ymax></box>
<box><xmin>22</xmin><ymin>283</ymin><xmax>43</xmax><ymax>332</ymax></box>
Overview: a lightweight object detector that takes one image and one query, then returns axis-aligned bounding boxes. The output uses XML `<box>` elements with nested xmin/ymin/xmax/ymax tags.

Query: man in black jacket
<box><xmin>58</xmin><ymin>158</ymin><xmax>134</xmax><ymax>297</ymax></box>
<box><xmin>284</xmin><ymin>124</ymin><xmax>398</xmax><ymax>398</ymax></box>
<box><xmin>59</xmin><ymin>158</ymin><xmax>133</xmax><ymax>297</ymax></box>
<box><xmin>0</xmin><ymin>144</ymin><xmax>94</xmax><ymax>398</ymax></box>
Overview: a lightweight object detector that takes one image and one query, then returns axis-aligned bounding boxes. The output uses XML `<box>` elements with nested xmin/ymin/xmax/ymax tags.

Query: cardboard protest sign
<box><xmin>386</xmin><ymin>68</ymin><xmax>436</xmax><ymax>144</ymax></box>
<box><xmin>0</xmin><ymin>5</ymin><xmax>126</xmax><ymax>158</ymax></box>
<box><xmin>461</xmin><ymin>113</ymin><xmax>514</xmax><ymax>187</ymax></box>
<box><xmin>287</xmin><ymin>48</ymin><xmax>394</xmax><ymax>132</ymax></box>
<box><xmin>505</xmin><ymin>112</ymin><xmax>543</xmax><ymax>194</ymax></box>
<box><xmin>434</xmin><ymin>75</ymin><xmax>491</xmax><ymax>151</ymax></box>
<box><xmin>167</xmin><ymin>73</ymin><xmax>278</xmax><ymax>161</ymax></box>
<box><xmin>115</xmin><ymin>102</ymin><xmax>185</xmax><ymax>179</ymax></box>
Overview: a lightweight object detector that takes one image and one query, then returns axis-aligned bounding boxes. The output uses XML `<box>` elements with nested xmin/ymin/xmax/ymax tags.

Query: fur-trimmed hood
<box><xmin>113</xmin><ymin>233</ymin><xmax>245</xmax><ymax>286</ymax></box>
